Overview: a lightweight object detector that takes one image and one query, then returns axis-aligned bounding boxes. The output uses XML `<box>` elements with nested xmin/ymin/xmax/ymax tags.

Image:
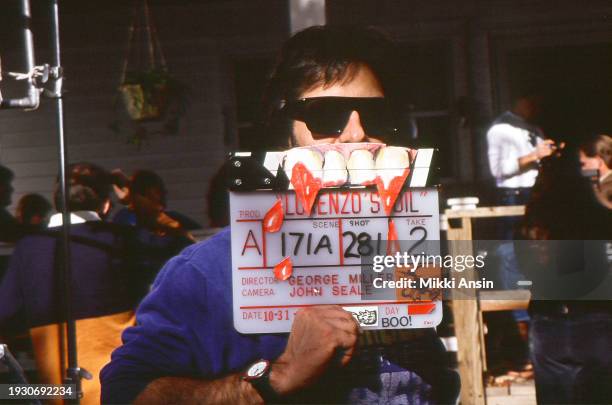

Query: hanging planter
<box><xmin>111</xmin><ymin>0</ymin><xmax>189</xmax><ymax>146</ymax></box>
<box><xmin>120</xmin><ymin>69</ymin><xmax>170</xmax><ymax>121</ymax></box>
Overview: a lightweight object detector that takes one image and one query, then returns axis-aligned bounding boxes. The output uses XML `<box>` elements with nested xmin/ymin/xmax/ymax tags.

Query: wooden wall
<box><xmin>2</xmin><ymin>0</ymin><xmax>611</xmax><ymax>224</ymax></box>
<box><xmin>0</xmin><ymin>0</ymin><xmax>288</xmax><ymax>227</ymax></box>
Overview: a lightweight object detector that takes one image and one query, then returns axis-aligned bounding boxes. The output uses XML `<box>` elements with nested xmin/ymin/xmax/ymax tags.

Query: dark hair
<box><xmin>130</xmin><ymin>170</ymin><xmax>166</xmax><ymax>201</ymax></box>
<box><xmin>0</xmin><ymin>164</ymin><xmax>14</xmax><ymax>183</ymax></box>
<box><xmin>0</xmin><ymin>165</ymin><xmax>14</xmax><ymax>208</ymax></box>
<box><xmin>16</xmin><ymin>193</ymin><xmax>52</xmax><ymax>224</ymax></box>
<box><xmin>580</xmin><ymin>134</ymin><xmax>612</xmax><ymax>169</ymax></box>
<box><xmin>54</xmin><ymin>162</ymin><xmax>111</xmax><ymax>212</ymax></box>
<box><xmin>262</xmin><ymin>25</ymin><xmax>399</xmax><ymax>147</ymax></box>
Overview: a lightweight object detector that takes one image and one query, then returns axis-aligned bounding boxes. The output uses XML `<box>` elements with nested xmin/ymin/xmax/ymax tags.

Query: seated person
<box><xmin>15</xmin><ymin>193</ymin><xmax>52</xmax><ymax>229</ymax></box>
<box><xmin>0</xmin><ymin>162</ymin><xmax>152</xmax><ymax>405</ymax></box>
<box><xmin>101</xmin><ymin>26</ymin><xmax>458</xmax><ymax>404</ymax></box>
<box><xmin>113</xmin><ymin>169</ymin><xmax>201</xmax><ymax>231</ymax></box>
<box><xmin>112</xmin><ymin>169</ymin><xmax>196</xmax><ymax>280</ymax></box>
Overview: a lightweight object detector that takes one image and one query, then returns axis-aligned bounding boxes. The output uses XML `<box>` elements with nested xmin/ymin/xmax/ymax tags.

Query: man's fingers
<box><xmin>326</xmin><ymin>326</ymin><xmax>358</xmax><ymax>366</ymax></box>
<box><xmin>323</xmin><ymin>316</ymin><xmax>360</xmax><ymax>336</ymax></box>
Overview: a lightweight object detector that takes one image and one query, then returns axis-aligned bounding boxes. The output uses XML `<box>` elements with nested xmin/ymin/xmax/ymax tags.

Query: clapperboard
<box><xmin>228</xmin><ymin>147</ymin><xmax>442</xmax><ymax>334</ymax></box>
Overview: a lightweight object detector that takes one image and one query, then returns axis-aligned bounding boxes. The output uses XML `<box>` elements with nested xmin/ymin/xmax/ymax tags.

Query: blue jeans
<box><xmin>530</xmin><ymin>311</ymin><xmax>612</xmax><ymax>404</ymax></box>
<box><xmin>497</xmin><ymin>187</ymin><xmax>531</xmax><ymax>240</ymax></box>
<box><xmin>496</xmin><ymin>187</ymin><xmax>531</xmax><ymax>321</ymax></box>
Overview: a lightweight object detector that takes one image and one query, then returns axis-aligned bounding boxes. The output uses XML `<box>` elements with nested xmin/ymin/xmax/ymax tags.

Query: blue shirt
<box><xmin>0</xmin><ymin>222</ymin><xmax>145</xmax><ymax>329</ymax></box>
<box><xmin>101</xmin><ymin>228</ymin><xmax>445</xmax><ymax>404</ymax></box>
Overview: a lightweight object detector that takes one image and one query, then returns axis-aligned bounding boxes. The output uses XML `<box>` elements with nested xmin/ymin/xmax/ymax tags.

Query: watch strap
<box><xmin>243</xmin><ymin>360</ymin><xmax>280</xmax><ymax>403</ymax></box>
<box><xmin>247</xmin><ymin>369</ymin><xmax>280</xmax><ymax>403</ymax></box>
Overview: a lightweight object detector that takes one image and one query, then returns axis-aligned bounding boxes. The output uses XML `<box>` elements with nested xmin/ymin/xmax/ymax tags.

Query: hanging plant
<box><xmin>110</xmin><ymin>0</ymin><xmax>189</xmax><ymax>147</ymax></box>
<box><xmin>120</xmin><ymin>69</ymin><xmax>169</xmax><ymax>121</ymax></box>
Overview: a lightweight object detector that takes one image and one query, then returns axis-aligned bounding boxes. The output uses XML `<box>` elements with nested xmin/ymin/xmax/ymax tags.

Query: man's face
<box><xmin>515</xmin><ymin>96</ymin><xmax>542</xmax><ymax>123</ymax></box>
<box><xmin>291</xmin><ymin>65</ymin><xmax>385</xmax><ymax>147</ymax></box>
<box><xmin>144</xmin><ymin>187</ymin><xmax>166</xmax><ymax>209</ymax></box>
<box><xmin>579</xmin><ymin>150</ymin><xmax>601</xmax><ymax>172</ymax></box>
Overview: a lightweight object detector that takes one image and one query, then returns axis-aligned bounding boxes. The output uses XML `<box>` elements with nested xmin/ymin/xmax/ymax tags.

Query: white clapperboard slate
<box><xmin>230</xmin><ymin>149</ymin><xmax>442</xmax><ymax>334</ymax></box>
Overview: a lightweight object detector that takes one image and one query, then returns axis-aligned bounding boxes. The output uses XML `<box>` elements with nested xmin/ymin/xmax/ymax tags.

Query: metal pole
<box><xmin>49</xmin><ymin>1</ymin><xmax>83</xmax><ymax>403</ymax></box>
<box><xmin>0</xmin><ymin>0</ymin><xmax>40</xmax><ymax>109</ymax></box>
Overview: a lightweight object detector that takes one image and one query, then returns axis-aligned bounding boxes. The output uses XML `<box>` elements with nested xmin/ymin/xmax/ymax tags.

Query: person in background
<box><xmin>112</xmin><ymin>169</ymin><xmax>196</xmax><ymax>280</ymax></box>
<box><xmin>579</xmin><ymin>134</ymin><xmax>612</xmax><ymax>208</ymax></box>
<box><xmin>485</xmin><ymin>92</ymin><xmax>562</xmax><ymax>374</ymax></box>
<box><xmin>517</xmin><ymin>144</ymin><xmax>611</xmax><ymax>404</ymax></box>
<box><xmin>487</xmin><ymin>92</ymin><xmax>558</xmax><ymax>233</ymax></box>
<box><xmin>15</xmin><ymin>193</ymin><xmax>52</xmax><ymax>229</ymax></box>
<box><xmin>0</xmin><ymin>165</ymin><xmax>20</xmax><ymax>243</ymax></box>
<box><xmin>0</xmin><ymin>162</ymin><xmax>151</xmax><ymax>405</ymax></box>
<box><xmin>113</xmin><ymin>169</ymin><xmax>201</xmax><ymax>232</ymax></box>
<box><xmin>101</xmin><ymin>25</ymin><xmax>459</xmax><ymax>404</ymax></box>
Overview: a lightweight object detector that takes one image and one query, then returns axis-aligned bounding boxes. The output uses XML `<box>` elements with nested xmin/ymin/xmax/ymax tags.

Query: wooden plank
<box><xmin>479</xmin><ymin>290</ymin><xmax>531</xmax><ymax>312</ymax></box>
<box><xmin>448</xmin><ymin>216</ymin><xmax>486</xmax><ymax>405</ymax></box>
<box><xmin>445</xmin><ymin>205</ymin><xmax>525</xmax><ymax>219</ymax></box>
<box><xmin>487</xmin><ymin>381</ymin><xmax>536</xmax><ymax>405</ymax></box>
<box><xmin>478</xmin><ymin>306</ymin><xmax>488</xmax><ymax>373</ymax></box>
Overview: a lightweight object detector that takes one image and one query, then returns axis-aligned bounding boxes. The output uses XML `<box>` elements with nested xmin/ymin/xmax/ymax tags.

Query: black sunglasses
<box><xmin>281</xmin><ymin>97</ymin><xmax>398</xmax><ymax>139</ymax></box>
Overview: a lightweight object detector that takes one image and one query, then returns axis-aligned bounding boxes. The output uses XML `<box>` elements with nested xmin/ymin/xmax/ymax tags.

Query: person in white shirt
<box><xmin>487</xmin><ymin>94</ymin><xmax>557</xmax><ymax>197</ymax></box>
<box><xmin>486</xmin><ymin>93</ymin><xmax>559</xmax><ymax>371</ymax></box>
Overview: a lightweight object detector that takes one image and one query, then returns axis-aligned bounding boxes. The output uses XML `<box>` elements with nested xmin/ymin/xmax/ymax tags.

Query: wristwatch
<box><xmin>242</xmin><ymin>359</ymin><xmax>280</xmax><ymax>402</ymax></box>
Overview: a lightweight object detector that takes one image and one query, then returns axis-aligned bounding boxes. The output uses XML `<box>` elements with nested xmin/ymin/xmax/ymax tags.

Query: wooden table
<box><xmin>444</xmin><ymin>206</ymin><xmax>530</xmax><ymax>405</ymax></box>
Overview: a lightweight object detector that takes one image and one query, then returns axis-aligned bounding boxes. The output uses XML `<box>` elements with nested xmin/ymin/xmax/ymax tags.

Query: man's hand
<box><xmin>112</xmin><ymin>184</ymin><xmax>130</xmax><ymax>203</ymax></box>
<box><xmin>269</xmin><ymin>305</ymin><xmax>360</xmax><ymax>396</ymax></box>
<box><xmin>110</xmin><ymin>169</ymin><xmax>131</xmax><ymax>203</ymax></box>
<box><xmin>519</xmin><ymin>139</ymin><xmax>558</xmax><ymax>171</ymax></box>
<box><xmin>134</xmin><ymin>306</ymin><xmax>359</xmax><ymax>405</ymax></box>
<box><xmin>534</xmin><ymin>139</ymin><xmax>557</xmax><ymax>160</ymax></box>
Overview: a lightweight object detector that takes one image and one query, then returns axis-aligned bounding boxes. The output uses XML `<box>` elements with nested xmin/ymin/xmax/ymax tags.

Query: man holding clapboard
<box><xmin>101</xmin><ymin>26</ymin><xmax>458</xmax><ymax>404</ymax></box>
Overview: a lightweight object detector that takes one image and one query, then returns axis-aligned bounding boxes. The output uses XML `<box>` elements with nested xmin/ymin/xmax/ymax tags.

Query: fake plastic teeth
<box><xmin>322</xmin><ymin>150</ymin><xmax>348</xmax><ymax>187</ymax></box>
<box><xmin>375</xmin><ymin>146</ymin><xmax>410</xmax><ymax>188</ymax></box>
<box><xmin>284</xmin><ymin>148</ymin><xmax>323</xmax><ymax>182</ymax></box>
<box><xmin>281</xmin><ymin>144</ymin><xmax>413</xmax><ymax>216</ymax></box>
<box><xmin>347</xmin><ymin>149</ymin><xmax>376</xmax><ymax>186</ymax></box>
<box><xmin>374</xmin><ymin>146</ymin><xmax>411</xmax><ymax>215</ymax></box>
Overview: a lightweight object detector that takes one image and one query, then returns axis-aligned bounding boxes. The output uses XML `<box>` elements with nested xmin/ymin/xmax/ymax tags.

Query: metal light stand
<box><xmin>0</xmin><ymin>0</ymin><xmax>91</xmax><ymax>403</ymax></box>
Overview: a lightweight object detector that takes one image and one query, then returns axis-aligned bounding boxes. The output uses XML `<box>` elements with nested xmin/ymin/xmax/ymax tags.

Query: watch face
<box><xmin>245</xmin><ymin>360</ymin><xmax>270</xmax><ymax>380</ymax></box>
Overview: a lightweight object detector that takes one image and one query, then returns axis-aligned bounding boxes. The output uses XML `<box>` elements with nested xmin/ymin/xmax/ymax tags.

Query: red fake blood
<box><xmin>375</xmin><ymin>167</ymin><xmax>410</xmax><ymax>215</ymax></box>
<box><xmin>387</xmin><ymin>219</ymin><xmax>400</xmax><ymax>255</ymax></box>
<box><xmin>273</xmin><ymin>256</ymin><xmax>293</xmax><ymax>281</ymax></box>
<box><xmin>263</xmin><ymin>199</ymin><xmax>283</xmax><ymax>233</ymax></box>
<box><xmin>291</xmin><ymin>162</ymin><xmax>322</xmax><ymax>216</ymax></box>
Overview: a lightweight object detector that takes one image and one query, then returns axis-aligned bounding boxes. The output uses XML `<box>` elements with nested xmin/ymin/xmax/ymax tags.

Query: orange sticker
<box><xmin>407</xmin><ymin>302</ymin><xmax>436</xmax><ymax>315</ymax></box>
<box><xmin>263</xmin><ymin>199</ymin><xmax>283</xmax><ymax>233</ymax></box>
<box><xmin>273</xmin><ymin>256</ymin><xmax>293</xmax><ymax>281</ymax></box>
